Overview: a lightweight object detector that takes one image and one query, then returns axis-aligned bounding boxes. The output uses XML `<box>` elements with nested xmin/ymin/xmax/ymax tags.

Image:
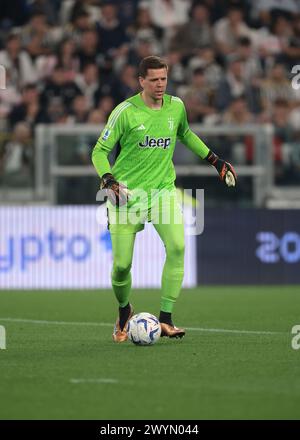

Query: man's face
<box><xmin>139</xmin><ymin>68</ymin><xmax>168</xmax><ymax>100</ymax></box>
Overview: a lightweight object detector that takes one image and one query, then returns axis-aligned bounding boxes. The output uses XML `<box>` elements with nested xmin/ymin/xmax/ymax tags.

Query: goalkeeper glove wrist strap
<box><xmin>101</xmin><ymin>173</ymin><xmax>116</xmax><ymax>188</ymax></box>
<box><xmin>205</xmin><ymin>150</ymin><xmax>223</xmax><ymax>174</ymax></box>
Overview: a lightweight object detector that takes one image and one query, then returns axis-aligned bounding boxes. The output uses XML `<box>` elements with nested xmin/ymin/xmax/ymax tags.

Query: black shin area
<box><xmin>159</xmin><ymin>311</ymin><xmax>173</xmax><ymax>326</ymax></box>
<box><xmin>119</xmin><ymin>303</ymin><xmax>131</xmax><ymax>330</ymax></box>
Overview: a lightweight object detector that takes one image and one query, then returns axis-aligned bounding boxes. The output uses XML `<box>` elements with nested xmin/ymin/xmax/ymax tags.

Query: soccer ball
<box><xmin>127</xmin><ymin>313</ymin><xmax>161</xmax><ymax>345</ymax></box>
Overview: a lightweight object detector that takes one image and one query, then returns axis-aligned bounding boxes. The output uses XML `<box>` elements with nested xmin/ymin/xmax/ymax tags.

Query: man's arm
<box><xmin>92</xmin><ymin>138</ymin><xmax>113</xmax><ymax>177</ymax></box>
<box><xmin>177</xmin><ymin>100</ymin><xmax>237</xmax><ymax>187</ymax></box>
<box><xmin>92</xmin><ymin>102</ymin><xmax>127</xmax><ymax>177</ymax></box>
<box><xmin>91</xmin><ymin>101</ymin><xmax>131</xmax><ymax>205</ymax></box>
<box><xmin>180</xmin><ymin>130</ymin><xmax>237</xmax><ymax>187</ymax></box>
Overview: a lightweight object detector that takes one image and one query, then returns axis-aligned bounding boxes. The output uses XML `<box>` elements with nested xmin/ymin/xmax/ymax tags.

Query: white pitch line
<box><xmin>0</xmin><ymin>317</ymin><xmax>111</xmax><ymax>327</ymax></box>
<box><xmin>185</xmin><ymin>326</ymin><xmax>283</xmax><ymax>335</ymax></box>
<box><xmin>0</xmin><ymin>317</ymin><xmax>285</xmax><ymax>335</ymax></box>
<box><xmin>70</xmin><ymin>378</ymin><xmax>118</xmax><ymax>384</ymax></box>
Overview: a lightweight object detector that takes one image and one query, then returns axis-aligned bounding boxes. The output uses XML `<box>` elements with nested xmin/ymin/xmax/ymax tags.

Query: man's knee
<box><xmin>112</xmin><ymin>261</ymin><xmax>132</xmax><ymax>278</ymax></box>
<box><xmin>167</xmin><ymin>241</ymin><xmax>185</xmax><ymax>258</ymax></box>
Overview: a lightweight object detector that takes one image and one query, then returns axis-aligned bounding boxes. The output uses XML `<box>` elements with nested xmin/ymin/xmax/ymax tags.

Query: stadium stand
<box><xmin>0</xmin><ymin>0</ymin><xmax>300</xmax><ymax>206</ymax></box>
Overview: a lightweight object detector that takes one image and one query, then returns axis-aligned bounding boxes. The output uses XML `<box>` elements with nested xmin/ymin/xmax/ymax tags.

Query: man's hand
<box><xmin>100</xmin><ymin>173</ymin><xmax>131</xmax><ymax>206</ymax></box>
<box><xmin>205</xmin><ymin>151</ymin><xmax>237</xmax><ymax>187</ymax></box>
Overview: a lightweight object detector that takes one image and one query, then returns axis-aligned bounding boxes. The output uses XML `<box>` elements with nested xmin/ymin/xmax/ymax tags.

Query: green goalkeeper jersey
<box><xmin>92</xmin><ymin>93</ymin><xmax>209</xmax><ymax>206</ymax></box>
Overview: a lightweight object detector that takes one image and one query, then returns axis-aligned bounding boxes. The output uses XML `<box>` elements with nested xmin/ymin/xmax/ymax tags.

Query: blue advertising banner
<box><xmin>198</xmin><ymin>209</ymin><xmax>300</xmax><ymax>285</ymax></box>
<box><xmin>0</xmin><ymin>206</ymin><xmax>196</xmax><ymax>289</ymax></box>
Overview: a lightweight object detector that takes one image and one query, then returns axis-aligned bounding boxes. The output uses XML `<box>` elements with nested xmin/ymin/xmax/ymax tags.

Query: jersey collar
<box><xmin>129</xmin><ymin>93</ymin><xmax>170</xmax><ymax>115</ymax></box>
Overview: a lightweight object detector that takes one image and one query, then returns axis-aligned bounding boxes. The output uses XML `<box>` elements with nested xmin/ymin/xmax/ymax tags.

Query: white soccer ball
<box><xmin>127</xmin><ymin>313</ymin><xmax>161</xmax><ymax>345</ymax></box>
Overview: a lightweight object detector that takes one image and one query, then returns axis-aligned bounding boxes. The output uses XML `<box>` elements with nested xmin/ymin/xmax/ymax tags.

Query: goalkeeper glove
<box><xmin>205</xmin><ymin>151</ymin><xmax>237</xmax><ymax>187</ymax></box>
<box><xmin>100</xmin><ymin>173</ymin><xmax>131</xmax><ymax>207</ymax></box>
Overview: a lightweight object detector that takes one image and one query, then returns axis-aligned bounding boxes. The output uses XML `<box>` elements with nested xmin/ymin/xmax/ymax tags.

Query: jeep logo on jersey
<box><xmin>138</xmin><ymin>135</ymin><xmax>171</xmax><ymax>149</ymax></box>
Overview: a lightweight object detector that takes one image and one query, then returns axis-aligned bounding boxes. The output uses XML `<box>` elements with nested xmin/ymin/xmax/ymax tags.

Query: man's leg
<box><xmin>110</xmin><ymin>232</ymin><xmax>136</xmax><ymax>341</ymax></box>
<box><xmin>152</xmin><ymin>192</ymin><xmax>185</xmax><ymax>338</ymax></box>
<box><xmin>111</xmin><ymin>232</ymin><xmax>136</xmax><ymax>308</ymax></box>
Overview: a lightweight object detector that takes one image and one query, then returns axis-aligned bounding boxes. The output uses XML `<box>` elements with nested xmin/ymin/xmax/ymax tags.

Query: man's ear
<box><xmin>139</xmin><ymin>76</ymin><xmax>145</xmax><ymax>88</ymax></box>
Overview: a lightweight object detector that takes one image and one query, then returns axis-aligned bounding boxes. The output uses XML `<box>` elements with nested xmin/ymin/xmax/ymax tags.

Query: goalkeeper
<box><xmin>92</xmin><ymin>56</ymin><xmax>237</xmax><ymax>342</ymax></box>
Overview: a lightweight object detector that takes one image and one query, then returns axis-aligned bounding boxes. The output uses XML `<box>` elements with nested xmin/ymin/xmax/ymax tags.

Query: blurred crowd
<box><xmin>0</xmin><ymin>0</ymin><xmax>300</xmax><ymax>189</ymax></box>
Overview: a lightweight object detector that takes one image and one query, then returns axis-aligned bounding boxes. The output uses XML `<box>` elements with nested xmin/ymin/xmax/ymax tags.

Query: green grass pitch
<box><xmin>0</xmin><ymin>287</ymin><xmax>300</xmax><ymax>420</ymax></box>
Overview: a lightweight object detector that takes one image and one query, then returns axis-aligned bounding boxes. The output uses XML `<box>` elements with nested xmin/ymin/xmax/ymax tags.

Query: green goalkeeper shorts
<box><xmin>107</xmin><ymin>187</ymin><xmax>184</xmax><ymax>235</ymax></box>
